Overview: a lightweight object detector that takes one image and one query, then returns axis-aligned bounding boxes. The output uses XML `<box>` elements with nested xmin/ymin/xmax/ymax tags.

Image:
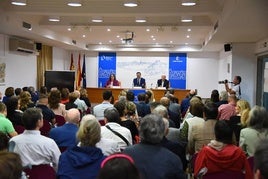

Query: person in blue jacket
<box><xmin>57</xmin><ymin>116</ymin><xmax>106</xmax><ymax>179</ymax></box>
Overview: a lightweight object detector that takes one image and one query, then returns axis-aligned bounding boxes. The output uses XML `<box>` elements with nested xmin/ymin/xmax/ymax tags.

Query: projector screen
<box><xmin>45</xmin><ymin>70</ymin><xmax>75</xmax><ymax>92</ymax></box>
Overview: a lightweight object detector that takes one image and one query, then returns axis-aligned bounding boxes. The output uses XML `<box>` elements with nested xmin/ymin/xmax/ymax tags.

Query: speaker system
<box><xmin>36</xmin><ymin>43</ymin><xmax>42</xmax><ymax>51</ymax></box>
<box><xmin>224</xmin><ymin>44</ymin><xmax>231</xmax><ymax>52</ymax></box>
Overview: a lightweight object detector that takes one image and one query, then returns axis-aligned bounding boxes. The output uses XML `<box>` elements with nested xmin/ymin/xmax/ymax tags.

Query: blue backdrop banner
<box><xmin>98</xmin><ymin>52</ymin><xmax>116</xmax><ymax>88</ymax></box>
<box><xmin>169</xmin><ymin>53</ymin><xmax>187</xmax><ymax>89</ymax></box>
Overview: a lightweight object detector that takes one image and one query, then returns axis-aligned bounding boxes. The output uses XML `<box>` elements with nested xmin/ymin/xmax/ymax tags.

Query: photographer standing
<box><xmin>225</xmin><ymin>76</ymin><xmax>241</xmax><ymax>99</ymax></box>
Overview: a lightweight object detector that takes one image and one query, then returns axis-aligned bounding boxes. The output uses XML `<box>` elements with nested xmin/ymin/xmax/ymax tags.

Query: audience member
<box><xmin>48</xmin><ymin>89</ymin><xmax>66</xmax><ymax>117</ymax></box>
<box><xmin>135</xmin><ymin>93</ymin><xmax>151</xmax><ymax>117</ymax></box>
<box><xmin>101</xmin><ymin>107</ymin><xmax>132</xmax><ymax>150</ymax></box>
<box><xmin>80</xmin><ymin>114</ymin><xmax>120</xmax><ymax>156</ymax></box>
<box><xmin>0</xmin><ymin>152</ymin><xmax>23</xmax><ymax>179</ymax></box>
<box><xmin>210</xmin><ymin>89</ymin><xmax>219</xmax><ymax>104</ymax></box>
<box><xmin>157</xmin><ymin>74</ymin><xmax>170</xmax><ymax>88</ymax></box>
<box><xmin>9</xmin><ymin>108</ymin><xmax>60</xmax><ymax>170</ymax></box>
<box><xmin>179</xmin><ymin>97</ymin><xmax>204</xmax><ymax>142</ymax></box>
<box><xmin>49</xmin><ymin>108</ymin><xmax>80</xmax><ymax>149</ymax></box>
<box><xmin>74</xmin><ymin>90</ymin><xmax>88</xmax><ymax>114</ymax></box>
<box><xmin>194</xmin><ymin>120</ymin><xmax>252</xmax><ymax>179</ymax></box>
<box><xmin>152</xmin><ymin>104</ymin><xmax>175</xmax><ymax>128</ymax></box>
<box><xmin>0</xmin><ymin>131</ymin><xmax>9</xmax><ymax>151</ymax></box>
<box><xmin>180</xmin><ymin>89</ymin><xmax>196</xmax><ymax>118</ymax></box>
<box><xmin>188</xmin><ymin>101</ymin><xmax>218</xmax><ymax>154</ymax></box>
<box><xmin>93</xmin><ymin>90</ymin><xmax>113</xmax><ymax>120</ymax></box>
<box><xmin>160</xmin><ymin>96</ymin><xmax>181</xmax><ymax>128</ymax></box>
<box><xmin>19</xmin><ymin>91</ymin><xmax>35</xmax><ymax>111</ymax></box>
<box><xmin>27</xmin><ymin>86</ymin><xmax>39</xmax><ymax>104</ymax></box>
<box><xmin>98</xmin><ymin>153</ymin><xmax>140</xmax><ymax>179</ymax></box>
<box><xmin>114</xmin><ymin>101</ymin><xmax>139</xmax><ymax>143</ymax></box>
<box><xmin>215</xmin><ymin>90</ymin><xmax>228</xmax><ymax>107</ymax></box>
<box><xmin>239</xmin><ymin>105</ymin><xmax>268</xmax><ymax>157</ymax></box>
<box><xmin>126</xmin><ymin>91</ymin><xmax>135</xmax><ymax>102</ymax></box>
<box><xmin>57</xmin><ymin>117</ymin><xmax>106</xmax><ymax>179</ymax></box>
<box><xmin>64</xmin><ymin>92</ymin><xmax>78</xmax><ymax>110</ymax></box>
<box><xmin>14</xmin><ymin>87</ymin><xmax>22</xmax><ymax>96</ymax></box>
<box><xmin>79</xmin><ymin>87</ymin><xmax>91</xmax><ymax>108</ymax></box>
<box><xmin>254</xmin><ymin>139</ymin><xmax>268</xmax><ymax>179</ymax></box>
<box><xmin>60</xmin><ymin>88</ymin><xmax>70</xmax><ymax>104</ymax></box>
<box><xmin>105</xmin><ymin>73</ymin><xmax>120</xmax><ymax>88</ymax></box>
<box><xmin>165</xmin><ymin>93</ymin><xmax>181</xmax><ymax>117</ymax></box>
<box><xmin>217</xmin><ymin>94</ymin><xmax>237</xmax><ymax>120</ymax></box>
<box><xmin>39</xmin><ymin>86</ymin><xmax>48</xmax><ymax>95</ymax></box>
<box><xmin>0</xmin><ymin>102</ymin><xmax>17</xmax><ymax>137</ymax></box>
<box><xmin>5</xmin><ymin>96</ymin><xmax>23</xmax><ymax>126</ymax></box>
<box><xmin>123</xmin><ymin>114</ymin><xmax>185</xmax><ymax>179</ymax></box>
<box><xmin>228</xmin><ymin>99</ymin><xmax>250</xmax><ymax>143</ymax></box>
<box><xmin>133</xmin><ymin>72</ymin><xmax>146</xmax><ymax>88</ymax></box>
<box><xmin>2</xmin><ymin>87</ymin><xmax>15</xmax><ymax>103</ymax></box>
<box><xmin>125</xmin><ymin>101</ymin><xmax>139</xmax><ymax>127</ymax></box>
<box><xmin>36</xmin><ymin>94</ymin><xmax>55</xmax><ymax>124</ymax></box>
<box><xmin>145</xmin><ymin>89</ymin><xmax>155</xmax><ymax>104</ymax></box>
<box><xmin>161</xmin><ymin>117</ymin><xmax>187</xmax><ymax>171</ymax></box>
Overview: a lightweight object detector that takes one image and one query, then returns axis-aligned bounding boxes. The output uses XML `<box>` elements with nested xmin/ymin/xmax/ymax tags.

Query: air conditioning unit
<box><xmin>9</xmin><ymin>37</ymin><xmax>35</xmax><ymax>54</ymax></box>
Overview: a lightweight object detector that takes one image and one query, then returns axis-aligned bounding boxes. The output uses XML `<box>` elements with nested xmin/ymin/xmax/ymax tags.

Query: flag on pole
<box><xmin>76</xmin><ymin>54</ymin><xmax>82</xmax><ymax>89</ymax></box>
<box><xmin>70</xmin><ymin>53</ymin><xmax>75</xmax><ymax>70</ymax></box>
<box><xmin>82</xmin><ymin>54</ymin><xmax>86</xmax><ymax>88</ymax></box>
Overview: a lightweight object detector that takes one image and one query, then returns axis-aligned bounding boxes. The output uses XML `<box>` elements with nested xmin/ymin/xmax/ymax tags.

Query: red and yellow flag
<box><xmin>70</xmin><ymin>53</ymin><xmax>75</xmax><ymax>70</ymax></box>
<box><xmin>76</xmin><ymin>54</ymin><xmax>82</xmax><ymax>89</ymax></box>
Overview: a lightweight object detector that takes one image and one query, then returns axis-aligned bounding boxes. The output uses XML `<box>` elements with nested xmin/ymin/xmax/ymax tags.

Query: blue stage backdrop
<box><xmin>169</xmin><ymin>53</ymin><xmax>187</xmax><ymax>89</ymax></box>
<box><xmin>98</xmin><ymin>52</ymin><xmax>116</xmax><ymax>88</ymax></box>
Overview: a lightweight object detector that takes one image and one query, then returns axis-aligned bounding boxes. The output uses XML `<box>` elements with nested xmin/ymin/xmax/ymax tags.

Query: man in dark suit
<box><xmin>157</xmin><ymin>75</ymin><xmax>170</xmax><ymax>89</ymax></box>
<box><xmin>133</xmin><ymin>72</ymin><xmax>146</xmax><ymax>88</ymax></box>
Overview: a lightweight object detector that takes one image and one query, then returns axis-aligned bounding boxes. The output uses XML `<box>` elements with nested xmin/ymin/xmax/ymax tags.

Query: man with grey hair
<box><xmin>49</xmin><ymin>108</ymin><xmax>81</xmax><ymax>149</ymax></box>
<box><xmin>123</xmin><ymin>114</ymin><xmax>185</xmax><ymax>179</ymax></box>
<box><xmin>215</xmin><ymin>90</ymin><xmax>228</xmax><ymax>107</ymax></box>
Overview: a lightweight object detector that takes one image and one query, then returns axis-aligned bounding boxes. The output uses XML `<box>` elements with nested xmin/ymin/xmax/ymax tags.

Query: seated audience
<box><xmin>48</xmin><ymin>89</ymin><xmax>66</xmax><ymax>117</ymax></box>
<box><xmin>215</xmin><ymin>90</ymin><xmax>228</xmax><ymax>107</ymax></box>
<box><xmin>57</xmin><ymin>117</ymin><xmax>106</xmax><ymax>179</ymax></box>
<box><xmin>135</xmin><ymin>93</ymin><xmax>151</xmax><ymax>117</ymax></box>
<box><xmin>0</xmin><ymin>102</ymin><xmax>17</xmax><ymax>137</ymax></box>
<box><xmin>15</xmin><ymin>87</ymin><xmax>22</xmax><ymax>96</ymax></box>
<box><xmin>79</xmin><ymin>87</ymin><xmax>91</xmax><ymax>109</ymax></box>
<box><xmin>105</xmin><ymin>73</ymin><xmax>120</xmax><ymax>88</ymax></box>
<box><xmin>5</xmin><ymin>96</ymin><xmax>23</xmax><ymax>126</ymax></box>
<box><xmin>36</xmin><ymin>94</ymin><xmax>55</xmax><ymax>124</ymax></box>
<box><xmin>239</xmin><ymin>105</ymin><xmax>268</xmax><ymax>157</ymax></box>
<box><xmin>152</xmin><ymin>104</ymin><xmax>175</xmax><ymax>128</ymax></box>
<box><xmin>0</xmin><ymin>131</ymin><xmax>9</xmax><ymax>151</ymax></box>
<box><xmin>19</xmin><ymin>91</ymin><xmax>35</xmax><ymax>111</ymax></box>
<box><xmin>125</xmin><ymin>101</ymin><xmax>139</xmax><ymax>127</ymax></box>
<box><xmin>80</xmin><ymin>114</ymin><xmax>120</xmax><ymax>156</ymax></box>
<box><xmin>254</xmin><ymin>139</ymin><xmax>268</xmax><ymax>179</ymax></box>
<box><xmin>64</xmin><ymin>92</ymin><xmax>78</xmax><ymax>110</ymax></box>
<box><xmin>188</xmin><ymin>101</ymin><xmax>218</xmax><ymax>154</ymax></box>
<box><xmin>0</xmin><ymin>152</ymin><xmax>23</xmax><ymax>179</ymax></box>
<box><xmin>49</xmin><ymin>108</ymin><xmax>80</xmax><ymax>149</ymax></box>
<box><xmin>27</xmin><ymin>86</ymin><xmax>39</xmax><ymax>104</ymax></box>
<box><xmin>194</xmin><ymin>120</ymin><xmax>252</xmax><ymax>179</ymax></box>
<box><xmin>145</xmin><ymin>89</ymin><xmax>155</xmax><ymax>104</ymax></box>
<box><xmin>114</xmin><ymin>101</ymin><xmax>138</xmax><ymax>143</ymax></box>
<box><xmin>9</xmin><ymin>108</ymin><xmax>60</xmax><ymax>170</ymax></box>
<box><xmin>123</xmin><ymin>114</ymin><xmax>185</xmax><ymax>179</ymax></box>
<box><xmin>2</xmin><ymin>87</ymin><xmax>15</xmax><ymax>103</ymax></box>
<box><xmin>165</xmin><ymin>93</ymin><xmax>181</xmax><ymax>117</ymax></box>
<box><xmin>60</xmin><ymin>88</ymin><xmax>70</xmax><ymax>104</ymax></box>
<box><xmin>73</xmin><ymin>90</ymin><xmax>88</xmax><ymax>114</ymax></box>
<box><xmin>210</xmin><ymin>89</ymin><xmax>220</xmax><ymax>104</ymax></box>
<box><xmin>98</xmin><ymin>153</ymin><xmax>140</xmax><ymax>179</ymax></box>
<box><xmin>101</xmin><ymin>107</ymin><xmax>132</xmax><ymax>150</ymax></box>
<box><xmin>217</xmin><ymin>94</ymin><xmax>237</xmax><ymax>120</ymax></box>
<box><xmin>180</xmin><ymin>89</ymin><xmax>196</xmax><ymax>118</ymax></box>
<box><xmin>93</xmin><ymin>90</ymin><xmax>113</xmax><ymax>120</ymax></box>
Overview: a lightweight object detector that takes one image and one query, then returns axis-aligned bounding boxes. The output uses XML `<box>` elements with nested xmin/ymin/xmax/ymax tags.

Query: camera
<box><xmin>218</xmin><ymin>79</ymin><xmax>228</xmax><ymax>84</ymax></box>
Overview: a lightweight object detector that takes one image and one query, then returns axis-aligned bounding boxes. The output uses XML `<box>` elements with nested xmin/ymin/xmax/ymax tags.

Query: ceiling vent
<box><xmin>9</xmin><ymin>37</ymin><xmax>35</xmax><ymax>54</ymax></box>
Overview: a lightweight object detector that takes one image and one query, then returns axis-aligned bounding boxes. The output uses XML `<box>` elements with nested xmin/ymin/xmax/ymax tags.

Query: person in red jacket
<box><xmin>194</xmin><ymin>120</ymin><xmax>253</xmax><ymax>179</ymax></box>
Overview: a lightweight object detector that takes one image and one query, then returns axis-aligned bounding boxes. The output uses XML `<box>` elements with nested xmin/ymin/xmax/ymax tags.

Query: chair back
<box><xmin>55</xmin><ymin>115</ymin><xmax>66</xmax><ymax>127</ymax></box>
<box><xmin>202</xmin><ymin>171</ymin><xmax>245</xmax><ymax>179</ymax></box>
<box><xmin>14</xmin><ymin>125</ymin><xmax>25</xmax><ymax>134</ymax></box>
<box><xmin>247</xmin><ymin>156</ymin><xmax>254</xmax><ymax>172</ymax></box>
<box><xmin>24</xmin><ymin>164</ymin><xmax>56</xmax><ymax>179</ymax></box>
<box><xmin>40</xmin><ymin>120</ymin><xmax>51</xmax><ymax>137</ymax></box>
<box><xmin>99</xmin><ymin>119</ymin><xmax>105</xmax><ymax>126</ymax></box>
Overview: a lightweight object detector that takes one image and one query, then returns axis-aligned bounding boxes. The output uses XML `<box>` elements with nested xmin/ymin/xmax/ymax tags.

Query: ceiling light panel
<box><xmin>181</xmin><ymin>0</ymin><xmax>196</xmax><ymax>6</ymax></box>
<box><xmin>124</xmin><ymin>0</ymin><xmax>138</xmax><ymax>7</ymax></box>
<box><xmin>11</xmin><ymin>0</ymin><xmax>27</xmax><ymax>6</ymax></box>
<box><xmin>67</xmin><ymin>0</ymin><xmax>82</xmax><ymax>7</ymax></box>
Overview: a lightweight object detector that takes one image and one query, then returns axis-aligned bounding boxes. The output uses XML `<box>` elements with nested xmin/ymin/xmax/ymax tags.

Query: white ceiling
<box><xmin>0</xmin><ymin>0</ymin><xmax>267</xmax><ymax>52</ymax></box>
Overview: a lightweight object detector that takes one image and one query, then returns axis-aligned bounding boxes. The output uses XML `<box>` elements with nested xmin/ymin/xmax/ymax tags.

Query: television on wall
<box><xmin>45</xmin><ymin>71</ymin><xmax>75</xmax><ymax>92</ymax></box>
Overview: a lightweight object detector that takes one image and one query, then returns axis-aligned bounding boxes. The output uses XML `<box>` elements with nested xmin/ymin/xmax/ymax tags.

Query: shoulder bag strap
<box><xmin>106</xmin><ymin>125</ymin><xmax>130</xmax><ymax>146</ymax></box>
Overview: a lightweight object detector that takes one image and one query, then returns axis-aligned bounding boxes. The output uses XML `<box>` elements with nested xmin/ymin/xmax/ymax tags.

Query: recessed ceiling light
<box><xmin>151</xmin><ymin>35</ymin><xmax>154</xmax><ymax>38</ymax></box>
<box><xmin>99</xmin><ymin>42</ymin><xmax>102</xmax><ymax>45</ymax></box>
<box><xmin>67</xmin><ymin>0</ymin><xmax>82</xmax><ymax>7</ymax></box>
<box><xmin>107</xmin><ymin>28</ymin><xmax>111</xmax><ymax>32</ymax></box>
<box><xmin>185</xmin><ymin>43</ymin><xmax>189</xmax><ymax>45</ymax></box>
<box><xmin>11</xmin><ymin>0</ymin><xmax>26</xmax><ymax>6</ymax></box>
<box><xmin>109</xmin><ymin>40</ymin><xmax>112</xmax><ymax>43</ymax></box>
<box><xmin>82</xmin><ymin>35</ymin><xmax>86</xmax><ymax>38</ymax></box>
<box><xmin>181</xmin><ymin>16</ymin><xmax>193</xmax><ymax>22</ymax></box>
<box><xmin>135</xmin><ymin>18</ymin><xmax>146</xmax><ymax>23</ymax></box>
<box><xmin>48</xmin><ymin>16</ymin><xmax>60</xmax><ymax>22</ymax></box>
<box><xmin>186</xmin><ymin>35</ymin><xmax>190</xmax><ymax>38</ymax></box>
<box><xmin>170</xmin><ymin>41</ymin><xmax>173</xmax><ymax>43</ymax></box>
<box><xmin>116</xmin><ymin>35</ymin><xmax>120</xmax><ymax>38</ymax></box>
<box><xmin>92</xmin><ymin>17</ymin><xmax>103</xmax><ymax>23</ymax></box>
<box><xmin>124</xmin><ymin>0</ymin><xmax>138</xmax><ymax>7</ymax></box>
<box><xmin>153</xmin><ymin>38</ymin><xmax>156</xmax><ymax>41</ymax></box>
<box><xmin>181</xmin><ymin>0</ymin><xmax>196</xmax><ymax>6</ymax></box>
<box><xmin>67</xmin><ymin>27</ymin><xmax>72</xmax><ymax>31</ymax></box>
<box><xmin>187</xmin><ymin>28</ymin><xmax>192</xmax><ymax>32</ymax></box>
<box><xmin>146</xmin><ymin>28</ymin><xmax>150</xmax><ymax>32</ymax></box>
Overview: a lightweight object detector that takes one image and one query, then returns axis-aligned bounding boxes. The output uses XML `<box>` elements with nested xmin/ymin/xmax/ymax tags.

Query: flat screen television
<box><xmin>45</xmin><ymin>71</ymin><xmax>75</xmax><ymax>92</ymax></box>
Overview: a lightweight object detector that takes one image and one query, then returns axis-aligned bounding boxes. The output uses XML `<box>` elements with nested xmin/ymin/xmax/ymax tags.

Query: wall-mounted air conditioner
<box><xmin>9</xmin><ymin>37</ymin><xmax>35</xmax><ymax>54</ymax></box>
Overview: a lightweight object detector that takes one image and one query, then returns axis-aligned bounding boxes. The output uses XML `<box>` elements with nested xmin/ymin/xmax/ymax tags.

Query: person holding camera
<box><xmin>224</xmin><ymin>76</ymin><xmax>241</xmax><ymax>99</ymax></box>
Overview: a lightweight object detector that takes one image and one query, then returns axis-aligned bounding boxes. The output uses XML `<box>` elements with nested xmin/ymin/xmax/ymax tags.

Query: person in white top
<box><xmin>9</xmin><ymin>108</ymin><xmax>61</xmax><ymax>171</ymax></box>
<box><xmin>225</xmin><ymin>75</ymin><xmax>242</xmax><ymax>99</ymax></box>
<box><xmin>101</xmin><ymin>107</ymin><xmax>132</xmax><ymax>151</ymax></box>
<box><xmin>93</xmin><ymin>90</ymin><xmax>113</xmax><ymax>120</ymax></box>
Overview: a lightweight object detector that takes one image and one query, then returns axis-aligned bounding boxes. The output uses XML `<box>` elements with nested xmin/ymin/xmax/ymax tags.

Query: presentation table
<box><xmin>86</xmin><ymin>87</ymin><xmax>190</xmax><ymax>104</ymax></box>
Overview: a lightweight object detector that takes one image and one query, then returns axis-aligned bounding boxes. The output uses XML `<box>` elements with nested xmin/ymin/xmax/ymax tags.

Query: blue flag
<box><xmin>82</xmin><ymin>54</ymin><xmax>86</xmax><ymax>88</ymax></box>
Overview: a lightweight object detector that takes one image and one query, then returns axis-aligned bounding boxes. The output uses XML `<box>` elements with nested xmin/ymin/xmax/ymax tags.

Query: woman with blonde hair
<box><xmin>19</xmin><ymin>91</ymin><xmax>35</xmax><ymax>111</ymax></box>
<box><xmin>57</xmin><ymin>116</ymin><xmax>106</xmax><ymax>179</ymax></box>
